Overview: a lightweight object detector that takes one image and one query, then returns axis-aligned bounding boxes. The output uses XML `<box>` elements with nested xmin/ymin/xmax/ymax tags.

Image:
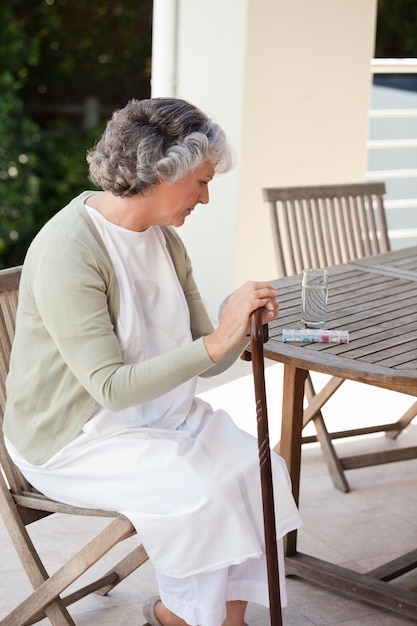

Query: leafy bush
<box><xmin>0</xmin><ymin>0</ymin><xmax>151</xmax><ymax>267</ymax></box>
<box><xmin>0</xmin><ymin>1</ymin><xmax>43</xmax><ymax>266</ymax></box>
<box><xmin>376</xmin><ymin>0</ymin><xmax>417</xmax><ymax>57</ymax></box>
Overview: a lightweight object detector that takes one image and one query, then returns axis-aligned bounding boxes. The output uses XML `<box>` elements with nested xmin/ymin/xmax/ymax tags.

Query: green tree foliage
<box><xmin>0</xmin><ymin>1</ymin><xmax>44</xmax><ymax>266</ymax></box>
<box><xmin>21</xmin><ymin>0</ymin><xmax>152</xmax><ymax>117</ymax></box>
<box><xmin>0</xmin><ymin>0</ymin><xmax>152</xmax><ymax>268</ymax></box>
<box><xmin>376</xmin><ymin>0</ymin><xmax>417</xmax><ymax>57</ymax></box>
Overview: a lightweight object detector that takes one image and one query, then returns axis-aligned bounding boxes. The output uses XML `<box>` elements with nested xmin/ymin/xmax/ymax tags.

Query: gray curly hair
<box><xmin>87</xmin><ymin>98</ymin><xmax>233</xmax><ymax>197</ymax></box>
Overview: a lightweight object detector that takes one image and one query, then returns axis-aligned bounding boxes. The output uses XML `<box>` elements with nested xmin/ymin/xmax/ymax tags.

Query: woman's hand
<box><xmin>204</xmin><ymin>281</ymin><xmax>279</xmax><ymax>362</ymax></box>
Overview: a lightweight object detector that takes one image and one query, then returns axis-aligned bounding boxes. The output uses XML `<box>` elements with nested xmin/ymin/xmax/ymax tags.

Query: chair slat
<box><xmin>307</xmin><ymin>198</ymin><xmax>322</xmax><ymax>268</ymax></box>
<box><xmin>296</xmin><ymin>199</ymin><xmax>307</xmax><ymax>269</ymax></box>
<box><xmin>376</xmin><ymin>194</ymin><xmax>390</xmax><ymax>252</ymax></box>
<box><xmin>348</xmin><ymin>195</ymin><xmax>364</xmax><ymax>258</ymax></box>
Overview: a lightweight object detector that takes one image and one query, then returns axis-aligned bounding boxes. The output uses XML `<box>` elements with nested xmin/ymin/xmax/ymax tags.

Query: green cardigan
<box><xmin>4</xmin><ymin>191</ymin><xmax>246</xmax><ymax>465</ymax></box>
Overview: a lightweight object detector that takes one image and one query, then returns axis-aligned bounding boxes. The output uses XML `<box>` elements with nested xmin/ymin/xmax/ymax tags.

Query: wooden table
<box><xmin>263</xmin><ymin>246</ymin><xmax>417</xmax><ymax>619</ymax></box>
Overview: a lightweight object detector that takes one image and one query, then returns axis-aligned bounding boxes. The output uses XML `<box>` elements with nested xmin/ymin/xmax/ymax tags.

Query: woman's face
<box><xmin>151</xmin><ymin>161</ymin><xmax>215</xmax><ymax>227</ymax></box>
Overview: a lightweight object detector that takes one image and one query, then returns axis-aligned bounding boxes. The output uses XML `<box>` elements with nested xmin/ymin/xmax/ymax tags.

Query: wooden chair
<box><xmin>0</xmin><ymin>266</ymin><xmax>149</xmax><ymax>625</ymax></box>
<box><xmin>262</xmin><ymin>182</ymin><xmax>417</xmax><ymax>492</ymax></box>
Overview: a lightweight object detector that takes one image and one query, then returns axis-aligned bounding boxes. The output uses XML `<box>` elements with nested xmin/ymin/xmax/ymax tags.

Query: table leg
<box><xmin>279</xmin><ymin>364</ymin><xmax>307</xmax><ymax>556</ymax></box>
<box><xmin>278</xmin><ymin>367</ymin><xmax>417</xmax><ymax>621</ymax></box>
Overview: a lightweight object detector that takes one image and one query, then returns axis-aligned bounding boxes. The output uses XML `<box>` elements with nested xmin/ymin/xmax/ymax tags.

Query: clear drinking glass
<box><xmin>301</xmin><ymin>268</ymin><xmax>329</xmax><ymax>329</ymax></box>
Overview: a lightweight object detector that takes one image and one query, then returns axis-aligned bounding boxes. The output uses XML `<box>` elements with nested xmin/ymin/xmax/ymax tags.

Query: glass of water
<box><xmin>301</xmin><ymin>269</ymin><xmax>329</xmax><ymax>329</ymax></box>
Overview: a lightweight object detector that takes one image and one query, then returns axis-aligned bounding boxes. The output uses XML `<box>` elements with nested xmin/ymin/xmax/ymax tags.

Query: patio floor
<box><xmin>1</xmin><ymin>359</ymin><xmax>416</xmax><ymax>625</ymax></box>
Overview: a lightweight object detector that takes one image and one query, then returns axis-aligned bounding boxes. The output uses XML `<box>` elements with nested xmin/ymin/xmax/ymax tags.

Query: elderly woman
<box><xmin>3</xmin><ymin>98</ymin><xmax>301</xmax><ymax>626</ymax></box>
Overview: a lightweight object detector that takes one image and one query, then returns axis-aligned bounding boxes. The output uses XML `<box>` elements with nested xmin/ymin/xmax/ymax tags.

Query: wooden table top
<box><xmin>264</xmin><ymin>246</ymin><xmax>417</xmax><ymax>396</ymax></box>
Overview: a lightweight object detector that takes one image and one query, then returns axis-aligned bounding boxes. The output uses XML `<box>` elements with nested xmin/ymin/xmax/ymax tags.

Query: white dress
<box><xmin>7</xmin><ymin>207</ymin><xmax>301</xmax><ymax>625</ymax></box>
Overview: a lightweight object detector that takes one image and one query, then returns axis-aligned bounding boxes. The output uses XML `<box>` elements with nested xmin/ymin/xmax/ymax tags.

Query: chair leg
<box><xmin>94</xmin><ymin>542</ymin><xmax>149</xmax><ymax>596</ymax></box>
<box><xmin>0</xmin><ymin>477</ymin><xmax>76</xmax><ymax>625</ymax></box>
<box><xmin>302</xmin><ymin>375</ymin><xmax>344</xmax><ymax>428</ymax></box>
<box><xmin>304</xmin><ymin>375</ymin><xmax>350</xmax><ymax>493</ymax></box>
<box><xmin>0</xmin><ymin>499</ymin><xmax>134</xmax><ymax>626</ymax></box>
<box><xmin>312</xmin><ymin>414</ymin><xmax>350</xmax><ymax>493</ymax></box>
<box><xmin>273</xmin><ymin>373</ymin><xmax>350</xmax><ymax>492</ymax></box>
<box><xmin>385</xmin><ymin>399</ymin><xmax>417</xmax><ymax>440</ymax></box>
<box><xmin>283</xmin><ymin>369</ymin><xmax>416</xmax><ymax>492</ymax></box>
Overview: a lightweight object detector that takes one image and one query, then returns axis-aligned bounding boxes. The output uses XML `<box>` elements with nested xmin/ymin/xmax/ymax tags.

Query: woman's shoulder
<box><xmin>22</xmin><ymin>191</ymin><xmax>114</xmax><ymax>287</ymax></box>
<box><xmin>29</xmin><ymin>191</ymin><xmax>106</xmax><ymax>253</ymax></box>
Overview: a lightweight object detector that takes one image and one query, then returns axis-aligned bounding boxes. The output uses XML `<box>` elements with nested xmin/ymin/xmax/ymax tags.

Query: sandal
<box><xmin>143</xmin><ymin>595</ymin><xmax>249</xmax><ymax>626</ymax></box>
<box><xmin>143</xmin><ymin>595</ymin><xmax>164</xmax><ymax>626</ymax></box>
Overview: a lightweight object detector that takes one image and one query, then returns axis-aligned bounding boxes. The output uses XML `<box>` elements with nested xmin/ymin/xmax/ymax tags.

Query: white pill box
<box><xmin>282</xmin><ymin>329</ymin><xmax>349</xmax><ymax>343</ymax></box>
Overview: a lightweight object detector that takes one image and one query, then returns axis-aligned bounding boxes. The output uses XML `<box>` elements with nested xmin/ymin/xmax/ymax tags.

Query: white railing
<box><xmin>371</xmin><ymin>58</ymin><xmax>417</xmax><ymax>74</ymax></box>
<box><xmin>367</xmin><ymin>59</ymin><xmax>417</xmax><ymax>246</ymax></box>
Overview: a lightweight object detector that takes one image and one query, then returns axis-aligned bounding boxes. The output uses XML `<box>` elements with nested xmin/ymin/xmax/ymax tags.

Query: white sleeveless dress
<box><xmin>7</xmin><ymin>207</ymin><xmax>301</xmax><ymax>625</ymax></box>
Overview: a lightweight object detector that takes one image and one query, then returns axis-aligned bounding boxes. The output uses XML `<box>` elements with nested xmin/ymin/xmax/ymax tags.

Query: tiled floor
<box><xmin>1</xmin><ymin>359</ymin><xmax>416</xmax><ymax>625</ymax></box>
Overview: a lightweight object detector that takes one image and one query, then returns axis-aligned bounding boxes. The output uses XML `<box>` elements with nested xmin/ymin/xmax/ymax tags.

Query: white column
<box><xmin>174</xmin><ymin>0</ymin><xmax>248</xmax><ymax>320</ymax></box>
<box><xmin>151</xmin><ymin>0</ymin><xmax>178</xmax><ymax>97</ymax></box>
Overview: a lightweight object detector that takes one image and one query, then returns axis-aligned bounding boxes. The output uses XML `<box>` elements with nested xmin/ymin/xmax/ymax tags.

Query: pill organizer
<box><xmin>282</xmin><ymin>329</ymin><xmax>349</xmax><ymax>343</ymax></box>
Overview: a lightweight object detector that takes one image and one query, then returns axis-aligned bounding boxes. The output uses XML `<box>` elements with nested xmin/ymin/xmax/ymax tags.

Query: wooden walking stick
<box><xmin>250</xmin><ymin>308</ymin><xmax>282</xmax><ymax>626</ymax></box>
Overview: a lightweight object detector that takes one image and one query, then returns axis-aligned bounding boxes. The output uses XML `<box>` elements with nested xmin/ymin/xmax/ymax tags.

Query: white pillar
<box><xmin>151</xmin><ymin>0</ymin><xmax>178</xmax><ymax>97</ymax></box>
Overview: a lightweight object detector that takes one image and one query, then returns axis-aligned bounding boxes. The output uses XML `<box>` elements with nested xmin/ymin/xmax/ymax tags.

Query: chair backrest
<box><xmin>0</xmin><ymin>267</ymin><xmax>34</xmax><ymax>496</ymax></box>
<box><xmin>262</xmin><ymin>182</ymin><xmax>390</xmax><ymax>277</ymax></box>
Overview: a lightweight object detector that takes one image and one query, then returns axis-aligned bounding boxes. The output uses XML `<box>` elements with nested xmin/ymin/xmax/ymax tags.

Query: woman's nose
<box><xmin>199</xmin><ymin>186</ymin><xmax>209</xmax><ymax>204</ymax></box>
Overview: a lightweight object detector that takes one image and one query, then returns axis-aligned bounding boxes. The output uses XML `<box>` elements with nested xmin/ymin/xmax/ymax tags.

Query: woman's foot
<box><xmin>143</xmin><ymin>596</ymin><xmax>188</xmax><ymax>626</ymax></box>
<box><xmin>143</xmin><ymin>596</ymin><xmax>248</xmax><ymax>626</ymax></box>
<box><xmin>143</xmin><ymin>596</ymin><xmax>163</xmax><ymax>626</ymax></box>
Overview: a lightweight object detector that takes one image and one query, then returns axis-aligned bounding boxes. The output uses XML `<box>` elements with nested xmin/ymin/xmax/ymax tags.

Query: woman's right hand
<box><xmin>203</xmin><ymin>281</ymin><xmax>279</xmax><ymax>362</ymax></box>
